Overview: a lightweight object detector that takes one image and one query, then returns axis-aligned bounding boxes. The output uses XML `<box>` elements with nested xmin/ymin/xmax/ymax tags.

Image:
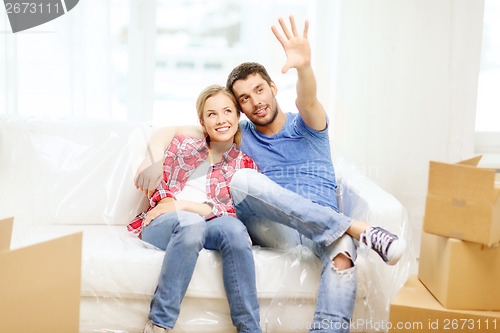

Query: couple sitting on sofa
<box><xmin>129</xmin><ymin>16</ymin><xmax>406</xmax><ymax>333</ymax></box>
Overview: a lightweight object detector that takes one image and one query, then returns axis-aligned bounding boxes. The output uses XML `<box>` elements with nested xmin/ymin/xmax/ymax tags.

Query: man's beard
<box><xmin>252</xmin><ymin>102</ymin><xmax>279</xmax><ymax>127</ymax></box>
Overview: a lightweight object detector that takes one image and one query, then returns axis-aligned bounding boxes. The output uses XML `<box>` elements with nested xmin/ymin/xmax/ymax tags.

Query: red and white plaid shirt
<box><xmin>127</xmin><ymin>134</ymin><xmax>258</xmax><ymax>237</ymax></box>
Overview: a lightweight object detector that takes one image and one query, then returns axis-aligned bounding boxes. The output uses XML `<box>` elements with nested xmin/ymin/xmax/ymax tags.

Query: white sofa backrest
<box><xmin>1</xmin><ymin>115</ymin><xmax>407</xmax><ymax>236</ymax></box>
<box><xmin>0</xmin><ymin>116</ymin><xmax>151</xmax><ymax>226</ymax></box>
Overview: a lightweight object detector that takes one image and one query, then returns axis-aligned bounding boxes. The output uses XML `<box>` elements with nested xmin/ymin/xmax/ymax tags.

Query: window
<box><xmin>475</xmin><ymin>0</ymin><xmax>500</xmax><ymax>169</ymax></box>
<box><xmin>0</xmin><ymin>0</ymin><xmax>130</xmax><ymax>120</ymax></box>
<box><xmin>1</xmin><ymin>0</ymin><xmax>316</xmax><ymax>126</ymax></box>
<box><xmin>151</xmin><ymin>0</ymin><xmax>316</xmax><ymax>126</ymax></box>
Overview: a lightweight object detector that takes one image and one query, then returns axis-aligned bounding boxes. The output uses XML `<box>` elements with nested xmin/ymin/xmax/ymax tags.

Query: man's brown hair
<box><xmin>226</xmin><ymin>62</ymin><xmax>273</xmax><ymax>94</ymax></box>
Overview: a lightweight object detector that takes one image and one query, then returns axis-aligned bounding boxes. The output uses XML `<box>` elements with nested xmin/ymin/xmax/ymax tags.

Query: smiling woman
<box><xmin>196</xmin><ymin>85</ymin><xmax>242</xmax><ymax>149</ymax></box>
<box><xmin>126</xmin><ymin>83</ymin><xmax>261</xmax><ymax>333</ymax></box>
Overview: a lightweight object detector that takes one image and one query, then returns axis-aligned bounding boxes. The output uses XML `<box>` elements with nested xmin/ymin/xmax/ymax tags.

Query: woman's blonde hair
<box><xmin>196</xmin><ymin>84</ymin><xmax>242</xmax><ymax>148</ymax></box>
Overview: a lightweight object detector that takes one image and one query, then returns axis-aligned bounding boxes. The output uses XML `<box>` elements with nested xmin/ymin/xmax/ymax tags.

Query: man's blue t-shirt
<box><xmin>239</xmin><ymin>112</ymin><xmax>339</xmax><ymax>212</ymax></box>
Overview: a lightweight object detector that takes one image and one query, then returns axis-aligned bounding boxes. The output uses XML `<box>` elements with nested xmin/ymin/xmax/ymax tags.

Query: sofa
<box><xmin>0</xmin><ymin>115</ymin><xmax>411</xmax><ymax>333</ymax></box>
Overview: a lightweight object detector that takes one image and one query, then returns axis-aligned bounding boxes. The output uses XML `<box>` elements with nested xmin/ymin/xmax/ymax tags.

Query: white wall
<box><xmin>316</xmin><ymin>0</ymin><xmax>484</xmax><ymax>266</ymax></box>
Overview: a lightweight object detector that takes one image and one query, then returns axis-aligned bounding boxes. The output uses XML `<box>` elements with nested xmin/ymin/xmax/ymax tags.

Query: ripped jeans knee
<box><xmin>324</xmin><ymin>233</ymin><xmax>357</xmax><ymax>264</ymax></box>
<box><xmin>309</xmin><ymin>233</ymin><xmax>357</xmax><ymax>332</ymax></box>
<box><xmin>332</xmin><ymin>252</ymin><xmax>355</xmax><ymax>273</ymax></box>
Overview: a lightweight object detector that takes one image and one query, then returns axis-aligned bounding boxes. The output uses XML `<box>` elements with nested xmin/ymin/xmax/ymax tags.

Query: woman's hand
<box><xmin>143</xmin><ymin>198</ymin><xmax>179</xmax><ymax>227</ymax></box>
<box><xmin>143</xmin><ymin>199</ymin><xmax>212</xmax><ymax>227</ymax></box>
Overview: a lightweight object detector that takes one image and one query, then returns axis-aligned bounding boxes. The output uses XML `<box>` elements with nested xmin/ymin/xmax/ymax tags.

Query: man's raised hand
<box><xmin>271</xmin><ymin>16</ymin><xmax>311</xmax><ymax>74</ymax></box>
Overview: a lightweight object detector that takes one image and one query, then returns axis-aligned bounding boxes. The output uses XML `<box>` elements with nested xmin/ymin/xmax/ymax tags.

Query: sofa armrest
<box><xmin>335</xmin><ymin>159</ymin><xmax>407</xmax><ymax>235</ymax></box>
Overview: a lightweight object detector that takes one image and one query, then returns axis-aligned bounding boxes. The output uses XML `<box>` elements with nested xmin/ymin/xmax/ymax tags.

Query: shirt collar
<box><xmin>203</xmin><ymin>136</ymin><xmax>240</xmax><ymax>163</ymax></box>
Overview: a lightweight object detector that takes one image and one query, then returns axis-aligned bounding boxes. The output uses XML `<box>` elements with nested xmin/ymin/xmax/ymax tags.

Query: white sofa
<box><xmin>0</xmin><ymin>115</ymin><xmax>411</xmax><ymax>333</ymax></box>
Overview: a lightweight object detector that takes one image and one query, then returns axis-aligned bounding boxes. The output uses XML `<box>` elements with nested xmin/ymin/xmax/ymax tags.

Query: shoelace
<box><xmin>365</xmin><ymin>227</ymin><xmax>394</xmax><ymax>256</ymax></box>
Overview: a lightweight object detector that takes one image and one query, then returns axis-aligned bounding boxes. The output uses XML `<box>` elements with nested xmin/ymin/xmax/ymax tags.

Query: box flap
<box><xmin>0</xmin><ymin>232</ymin><xmax>82</xmax><ymax>333</ymax></box>
<box><xmin>457</xmin><ymin>155</ymin><xmax>482</xmax><ymax>167</ymax></box>
<box><xmin>428</xmin><ymin>161</ymin><xmax>496</xmax><ymax>203</ymax></box>
<box><xmin>390</xmin><ymin>275</ymin><xmax>444</xmax><ymax>311</ymax></box>
<box><xmin>390</xmin><ymin>275</ymin><xmax>500</xmax><ymax>317</ymax></box>
<box><xmin>0</xmin><ymin>217</ymin><xmax>13</xmax><ymax>253</ymax></box>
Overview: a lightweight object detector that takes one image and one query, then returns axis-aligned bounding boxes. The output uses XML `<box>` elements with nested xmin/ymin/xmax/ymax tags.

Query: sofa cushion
<box><xmin>11</xmin><ymin>224</ymin><xmax>322</xmax><ymax>300</ymax></box>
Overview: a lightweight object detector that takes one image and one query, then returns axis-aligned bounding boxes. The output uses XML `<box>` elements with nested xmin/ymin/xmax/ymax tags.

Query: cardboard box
<box><xmin>418</xmin><ymin>231</ymin><xmax>500</xmax><ymax>311</ymax></box>
<box><xmin>0</xmin><ymin>217</ymin><xmax>82</xmax><ymax>333</ymax></box>
<box><xmin>423</xmin><ymin>156</ymin><xmax>500</xmax><ymax>246</ymax></box>
<box><xmin>389</xmin><ymin>275</ymin><xmax>500</xmax><ymax>333</ymax></box>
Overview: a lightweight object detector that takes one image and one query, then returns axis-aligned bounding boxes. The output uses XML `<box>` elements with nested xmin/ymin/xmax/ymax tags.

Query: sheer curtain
<box><xmin>0</xmin><ymin>0</ymin><xmax>145</xmax><ymax>120</ymax></box>
<box><xmin>0</xmin><ymin>0</ymin><xmax>316</xmax><ymax>125</ymax></box>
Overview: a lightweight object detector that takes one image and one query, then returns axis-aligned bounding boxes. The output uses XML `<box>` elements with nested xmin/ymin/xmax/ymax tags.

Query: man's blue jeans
<box><xmin>142</xmin><ymin>211</ymin><xmax>261</xmax><ymax>333</ymax></box>
<box><xmin>230</xmin><ymin>169</ymin><xmax>357</xmax><ymax>333</ymax></box>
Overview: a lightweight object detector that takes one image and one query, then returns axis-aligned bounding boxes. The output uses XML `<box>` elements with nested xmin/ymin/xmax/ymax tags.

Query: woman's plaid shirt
<box><xmin>127</xmin><ymin>134</ymin><xmax>258</xmax><ymax>237</ymax></box>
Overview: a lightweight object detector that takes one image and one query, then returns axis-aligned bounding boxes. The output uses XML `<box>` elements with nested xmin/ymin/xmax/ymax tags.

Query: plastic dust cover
<box><xmin>0</xmin><ymin>115</ymin><xmax>412</xmax><ymax>333</ymax></box>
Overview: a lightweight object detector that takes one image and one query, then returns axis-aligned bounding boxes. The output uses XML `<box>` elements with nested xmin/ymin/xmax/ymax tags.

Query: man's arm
<box><xmin>272</xmin><ymin>16</ymin><xmax>327</xmax><ymax>131</ymax></box>
<box><xmin>135</xmin><ymin>125</ymin><xmax>204</xmax><ymax>198</ymax></box>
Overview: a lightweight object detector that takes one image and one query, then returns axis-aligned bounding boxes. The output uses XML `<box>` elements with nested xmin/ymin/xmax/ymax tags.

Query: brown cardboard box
<box><xmin>418</xmin><ymin>231</ymin><xmax>500</xmax><ymax>311</ymax></box>
<box><xmin>389</xmin><ymin>275</ymin><xmax>500</xmax><ymax>333</ymax></box>
<box><xmin>0</xmin><ymin>217</ymin><xmax>82</xmax><ymax>333</ymax></box>
<box><xmin>423</xmin><ymin>156</ymin><xmax>500</xmax><ymax>246</ymax></box>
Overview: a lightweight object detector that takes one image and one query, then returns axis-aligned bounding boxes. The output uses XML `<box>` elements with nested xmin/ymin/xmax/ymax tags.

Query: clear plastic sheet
<box><xmin>335</xmin><ymin>157</ymin><xmax>416</xmax><ymax>332</ymax></box>
<box><xmin>0</xmin><ymin>115</ymin><xmax>413</xmax><ymax>333</ymax></box>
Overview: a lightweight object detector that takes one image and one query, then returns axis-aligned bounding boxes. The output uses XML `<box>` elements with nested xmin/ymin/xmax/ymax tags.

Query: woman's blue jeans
<box><xmin>230</xmin><ymin>169</ymin><xmax>357</xmax><ymax>333</ymax></box>
<box><xmin>142</xmin><ymin>211</ymin><xmax>261</xmax><ymax>333</ymax></box>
